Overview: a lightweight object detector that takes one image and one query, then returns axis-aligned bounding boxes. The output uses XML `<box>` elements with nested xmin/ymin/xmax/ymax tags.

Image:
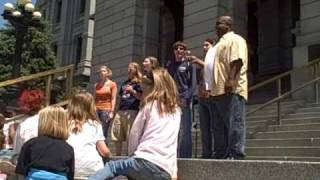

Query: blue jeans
<box><xmin>88</xmin><ymin>157</ymin><xmax>171</xmax><ymax>180</ymax></box>
<box><xmin>97</xmin><ymin>110</ymin><xmax>111</xmax><ymax>144</ymax></box>
<box><xmin>210</xmin><ymin>93</ymin><xmax>246</xmax><ymax>159</ymax></box>
<box><xmin>198</xmin><ymin>98</ymin><xmax>214</xmax><ymax>158</ymax></box>
<box><xmin>178</xmin><ymin>104</ymin><xmax>193</xmax><ymax>158</ymax></box>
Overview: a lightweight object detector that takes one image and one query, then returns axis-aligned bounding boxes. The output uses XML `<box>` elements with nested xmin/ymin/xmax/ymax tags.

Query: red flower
<box><xmin>19</xmin><ymin>89</ymin><xmax>45</xmax><ymax>114</ymax></box>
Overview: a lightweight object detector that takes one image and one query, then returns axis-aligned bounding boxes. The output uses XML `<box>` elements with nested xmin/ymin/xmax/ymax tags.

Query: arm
<box><xmin>110</xmin><ymin>82</ymin><xmax>118</xmax><ymax>118</ymax></box>
<box><xmin>225</xmin><ymin>60</ymin><xmax>243</xmax><ymax>92</ymax></box>
<box><xmin>67</xmin><ymin>149</ymin><xmax>75</xmax><ymax>180</ymax></box>
<box><xmin>188</xmin><ymin>64</ymin><xmax>197</xmax><ymax>102</ymax></box>
<box><xmin>225</xmin><ymin>39</ymin><xmax>245</xmax><ymax>93</ymax></box>
<box><xmin>190</xmin><ymin>56</ymin><xmax>205</xmax><ymax>68</ymax></box>
<box><xmin>125</xmin><ymin>84</ymin><xmax>142</xmax><ymax>100</ymax></box>
<box><xmin>15</xmin><ymin>141</ymin><xmax>30</xmax><ymax>176</ymax></box>
<box><xmin>96</xmin><ymin>140</ymin><xmax>111</xmax><ymax>158</ymax></box>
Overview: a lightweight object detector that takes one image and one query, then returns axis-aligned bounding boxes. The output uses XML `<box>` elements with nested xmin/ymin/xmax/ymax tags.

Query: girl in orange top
<box><xmin>95</xmin><ymin>65</ymin><xmax>117</xmax><ymax>144</ymax></box>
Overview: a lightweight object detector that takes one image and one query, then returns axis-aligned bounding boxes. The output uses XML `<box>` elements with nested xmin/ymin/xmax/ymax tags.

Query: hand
<box><xmin>108</xmin><ymin>112</ymin><xmax>114</xmax><ymax>119</ymax></box>
<box><xmin>225</xmin><ymin>79</ymin><xmax>235</xmax><ymax>93</ymax></box>
<box><xmin>125</xmin><ymin>85</ymin><xmax>134</xmax><ymax>93</ymax></box>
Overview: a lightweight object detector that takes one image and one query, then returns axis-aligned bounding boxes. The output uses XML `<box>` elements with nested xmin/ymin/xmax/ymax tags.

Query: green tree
<box><xmin>0</xmin><ymin>22</ymin><xmax>56</xmax><ymax>82</ymax></box>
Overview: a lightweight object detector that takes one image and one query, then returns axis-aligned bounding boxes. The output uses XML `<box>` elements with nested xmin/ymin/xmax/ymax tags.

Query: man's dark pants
<box><xmin>209</xmin><ymin>93</ymin><xmax>246</xmax><ymax>159</ymax></box>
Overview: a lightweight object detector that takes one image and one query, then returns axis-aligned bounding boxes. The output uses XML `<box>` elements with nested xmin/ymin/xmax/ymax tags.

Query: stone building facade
<box><xmin>36</xmin><ymin>0</ymin><xmax>320</xmax><ymax>92</ymax></box>
<box><xmin>36</xmin><ymin>0</ymin><xmax>95</xmax><ymax>80</ymax></box>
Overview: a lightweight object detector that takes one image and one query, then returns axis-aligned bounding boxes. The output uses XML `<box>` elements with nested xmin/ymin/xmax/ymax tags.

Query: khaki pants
<box><xmin>111</xmin><ymin>110</ymin><xmax>138</xmax><ymax>142</ymax></box>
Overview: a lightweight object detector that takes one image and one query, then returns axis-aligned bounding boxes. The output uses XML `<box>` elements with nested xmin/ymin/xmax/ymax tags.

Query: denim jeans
<box><xmin>226</xmin><ymin>93</ymin><xmax>246</xmax><ymax>159</ymax></box>
<box><xmin>210</xmin><ymin>93</ymin><xmax>246</xmax><ymax>159</ymax></box>
<box><xmin>97</xmin><ymin>110</ymin><xmax>111</xmax><ymax>144</ymax></box>
<box><xmin>88</xmin><ymin>157</ymin><xmax>171</xmax><ymax>180</ymax></box>
<box><xmin>178</xmin><ymin>104</ymin><xmax>193</xmax><ymax>158</ymax></box>
<box><xmin>198</xmin><ymin>98</ymin><xmax>214</xmax><ymax>158</ymax></box>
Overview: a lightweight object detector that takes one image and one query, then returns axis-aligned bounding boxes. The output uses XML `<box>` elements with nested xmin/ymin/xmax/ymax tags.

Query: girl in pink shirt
<box><xmin>89</xmin><ymin>68</ymin><xmax>181</xmax><ymax>180</ymax></box>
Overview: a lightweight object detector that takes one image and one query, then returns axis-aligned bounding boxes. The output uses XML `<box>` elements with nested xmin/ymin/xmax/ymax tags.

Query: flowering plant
<box><xmin>18</xmin><ymin>88</ymin><xmax>45</xmax><ymax>114</ymax></box>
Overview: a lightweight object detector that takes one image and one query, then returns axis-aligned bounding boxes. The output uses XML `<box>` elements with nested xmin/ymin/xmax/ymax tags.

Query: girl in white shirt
<box><xmin>89</xmin><ymin>68</ymin><xmax>181</xmax><ymax>180</ymax></box>
<box><xmin>67</xmin><ymin>90</ymin><xmax>111</xmax><ymax>177</ymax></box>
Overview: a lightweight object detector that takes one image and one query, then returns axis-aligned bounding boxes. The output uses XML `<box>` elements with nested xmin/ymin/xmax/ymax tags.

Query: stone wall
<box><xmin>91</xmin><ymin>0</ymin><xmax>143</xmax><ymax>84</ymax></box>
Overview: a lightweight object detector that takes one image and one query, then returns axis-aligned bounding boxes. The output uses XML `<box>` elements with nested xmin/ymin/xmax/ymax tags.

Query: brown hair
<box><xmin>204</xmin><ymin>38</ymin><xmax>215</xmax><ymax>45</ymax></box>
<box><xmin>100</xmin><ymin>65</ymin><xmax>113</xmax><ymax>78</ymax></box>
<box><xmin>67</xmin><ymin>89</ymin><xmax>98</xmax><ymax>133</ymax></box>
<box><xmin>172</xmin><ymin>41</ymin><xmax>188</xmax><ymax>50</ymax></box>
<box><xmin>140</xmin><ymin>68</ymin><xmax>180</xmax><ymax>115</ymax></box>
<box><xmin>129</xmin><ymin>62</ymin><xmax>143</xmax><ymax>83</ymax></box>
<box><xmin>38</xmin><ymin>105</ymin><xmax>69</xmax><ymax>140</ymax></box>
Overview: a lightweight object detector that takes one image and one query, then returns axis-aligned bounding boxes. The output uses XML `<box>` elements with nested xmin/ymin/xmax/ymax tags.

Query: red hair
<box><xmin>19</xmin><ymin>88</ymin><xmax>45</xmax><ymax>114</ymax></box>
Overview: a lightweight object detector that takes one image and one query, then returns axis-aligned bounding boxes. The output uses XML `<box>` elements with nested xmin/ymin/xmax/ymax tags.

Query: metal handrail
<box><xmin>247</xmin><ymin>74</ymin><xmax>320</xmax><ymax>126</ymax></box>
<box><xmin>1</xmin><ymin>65</ymin><xmax>74</xmax><ymax>123</ymax></box>
<box><xmin>249</xmin><ymin>58</ymin><xmax>320</xmax><ymax>92</ymax></box>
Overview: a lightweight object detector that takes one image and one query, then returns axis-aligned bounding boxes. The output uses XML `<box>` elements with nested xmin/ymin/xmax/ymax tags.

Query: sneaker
<box><xmin>0</xmin><ymin>160</ymin><xmax>15</xmax><ymax>174</ymax></box>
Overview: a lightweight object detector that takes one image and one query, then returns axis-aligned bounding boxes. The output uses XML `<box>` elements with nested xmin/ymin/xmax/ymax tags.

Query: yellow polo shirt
<box><xmin>211</xmin><ymin>31</ymin><xmax>248</xmax><ymax>100</ymax></box>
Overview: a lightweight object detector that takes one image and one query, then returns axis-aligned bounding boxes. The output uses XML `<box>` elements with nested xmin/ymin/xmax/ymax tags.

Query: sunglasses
<box><xmin>174</xmin><ymin>47</ymin><xmax>186</xmax><ymax>51</ymax></box>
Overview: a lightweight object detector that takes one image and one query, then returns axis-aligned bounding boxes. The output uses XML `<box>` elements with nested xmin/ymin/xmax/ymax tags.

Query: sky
<box><xmin>0</xmin><ymin>0</ymin><xmax>37</xmax><ymax>28</ymax></box>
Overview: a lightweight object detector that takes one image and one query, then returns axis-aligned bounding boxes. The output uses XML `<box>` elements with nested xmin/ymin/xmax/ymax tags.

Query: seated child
<box><xmin>15</xmin><ymin>106</ymin><xmax>74</xmax><ymax>180</ymax></box>
<box><xmin>67</xmin><ymin>90</ymin><xmax>111</xmax><ymax>177</ymax></box>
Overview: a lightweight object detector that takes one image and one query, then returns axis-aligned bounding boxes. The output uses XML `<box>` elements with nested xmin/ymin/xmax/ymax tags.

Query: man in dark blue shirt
<box><xmin>167</xmin><ymin>41</ymin><xmax>196</xmax><ymax>158</ymax></box>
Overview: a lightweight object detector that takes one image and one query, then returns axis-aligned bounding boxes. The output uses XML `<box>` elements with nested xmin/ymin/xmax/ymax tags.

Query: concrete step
<box><xmin>268</xmin><ymin>123</ymin><xmax>320</xmax><ymax>131</ymax></box>
<box><xmin>280</xmin><ymin>117</ymin><xmax>320</xmax><ymax>125</ymax></box>
<box><xmin>286</xmin><ymin>112</ymin><xmax>320</xmax><ymax>119</ymax></box>
<box><xmin>246</xmin><ymin>100</ymin><xmax>304</xmax><ymax>109</ymax></box>
<box><xmin>177</xmin><ymin>159</ymin><xmax>320</xmax><ymax>180</ymax></box>
<box><xmin>254</xmin><ymin>130</ymin><xmax>320</xmax><ymax>139</ymax></box>
<box><xmin>246</xmin><ymin>156</ymin><xmax>320</xmax><ymax>162</ymax></box>
<box><xmin>247</xmin><ymin>115</ymin><xmax>277</xmax><ymax>122</ymax></box>
<box><xmin>247</xmin><ymin>120</ymin><xmax>276</xmax><ymax>127</ymax></box>
<box><xmin>246</xmin><ymin>108</ymin><xmax>295</xmax><ymax>116</ymax></box>
<box><xmin>246</xmin><ymin>138</ymin><xmax>320</xmax><ymax>147</ymax></box>
<box><xmin>246</xmin><ymin>147</ymin><xmax>320</xmax><ymax>157</ymax></box>
<box><xmin>295</xmin><ymin>106</ymin><xmax>320</xmax><ymax>113</ymax></box>
<box><xmin>305</xmin><ymin>103</ymin><xmax>320</xmax><ymax>108</ymax></box>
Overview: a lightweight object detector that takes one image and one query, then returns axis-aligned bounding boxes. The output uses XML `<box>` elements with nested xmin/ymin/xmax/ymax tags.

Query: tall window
<box><xmin>54</xmin><ymin>0</ymin><xmax>62</xmax><ymax>23</ymax></box>
<box><xmin>52</xmin><ymin>43</ymin><xmax>58</xmax><ymax>57</ymax></box>
<box><xmin>75</xmin><ymin>35</ymin><xmax>83</xmax><ymax>65</ymax></box>
<box><xmin>79</xmin><ymin>0</ymin><xmax>86</xmax><ymax>15</ymax></box>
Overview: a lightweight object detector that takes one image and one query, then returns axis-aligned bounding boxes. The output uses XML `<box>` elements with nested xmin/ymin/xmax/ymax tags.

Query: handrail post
<box><xmin>66</xmin><ymin>67</ymin><xmax>74</xmax><ymax>99</ymax></box>
<box><xmin>314</xmin><ymin>64</ymin><xmax>319</xmax><ymax>104</ymax></box>
<box><xmin>45</xmin><ymin>75</ymin><xmax>53</xmax><ymax>106</ymax></box>
<box><xmin>277</xmin><ymin>79</ymin><xmax>281</xmax><ymax>125</ymax></box>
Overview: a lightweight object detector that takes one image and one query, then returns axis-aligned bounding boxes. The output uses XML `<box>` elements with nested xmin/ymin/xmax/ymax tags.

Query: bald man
<box><xmin>209</xmin><ymin>15</ymin><xmax>248</xmax><ymax>159</ymax></box>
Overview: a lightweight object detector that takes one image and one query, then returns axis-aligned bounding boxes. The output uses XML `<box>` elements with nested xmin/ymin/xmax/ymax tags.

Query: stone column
<box><xmin>90</xmin><ymin>0</ymin><xmax>144</xmax><ymax>85</ymax></box>
<box><xmin>291</xmin><ymin>0</ymin><xmax>320</xmax><ymax>100</ymax></box>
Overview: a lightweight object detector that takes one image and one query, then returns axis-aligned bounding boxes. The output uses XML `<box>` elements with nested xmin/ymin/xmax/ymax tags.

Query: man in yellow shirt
<box><xmin>210</xmin><ymin>15</ymin><xmax>248</xmax><ymax>159</ymax></box>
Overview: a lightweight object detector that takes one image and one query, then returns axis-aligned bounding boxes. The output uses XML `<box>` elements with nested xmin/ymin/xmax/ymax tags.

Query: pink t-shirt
<box><xmin>128</xmin><ymin>102</ymin><xmax>181</xmax><ymax>178</ymax></box>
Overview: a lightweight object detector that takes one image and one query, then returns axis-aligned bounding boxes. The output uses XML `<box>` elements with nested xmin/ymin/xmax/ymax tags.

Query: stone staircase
<box><xmin>245</xmin><ymin>100</ymin><xmax>320</xmax><ymax>162</ymax></box>
<box><xmin>110</xmin><ymin>99</ymin><xmax>320</xmax><ymax>162</ymax></box>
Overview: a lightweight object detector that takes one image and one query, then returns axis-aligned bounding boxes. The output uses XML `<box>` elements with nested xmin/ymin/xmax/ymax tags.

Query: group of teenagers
<box><xmin>0</xmin><ymin>15</ymin><xmax>248</xmax><ymax>180</ymax></box>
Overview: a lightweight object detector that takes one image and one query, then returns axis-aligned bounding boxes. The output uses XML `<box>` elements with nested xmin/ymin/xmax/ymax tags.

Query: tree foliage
<box><xmin>0</xmin><ymin>22</ymin><xmax>56</xmax><ymax>82</ymax></box>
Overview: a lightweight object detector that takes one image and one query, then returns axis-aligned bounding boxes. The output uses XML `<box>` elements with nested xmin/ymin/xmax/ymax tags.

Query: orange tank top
<box><xmin>95</xmin><ymin>81</ymin><xmax>117</xmax><ymax>111</ymax></box>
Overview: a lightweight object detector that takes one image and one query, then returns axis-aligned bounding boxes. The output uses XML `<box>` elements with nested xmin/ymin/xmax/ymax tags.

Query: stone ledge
<box><xmin>177</xmin><ymin>159</ymin><xmax>320</xmax><ymax>180</ymax></box>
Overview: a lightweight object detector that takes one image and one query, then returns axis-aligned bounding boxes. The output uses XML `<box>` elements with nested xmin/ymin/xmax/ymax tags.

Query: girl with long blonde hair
<box><xmin>111</xmin><ymin>62</ymin><xmax>142</xmax><ymax>156</ymax></box>
<box><xmin>90</xmin><ymin>68</ymin><xmax>181</xmax><ymax>180</ymax></box>
<box><xmin>67</xmin><ymin>90</ymin><xmax>111</xmax><ymax>177</ymax></box>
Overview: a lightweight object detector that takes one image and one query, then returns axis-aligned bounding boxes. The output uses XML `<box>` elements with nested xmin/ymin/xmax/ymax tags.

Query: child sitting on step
<box><xmin>67</xmin><ymin>89</ymin><xmax>111</xmax><ymax>177</ymax></box>
<box><xmin>15</xmin><ymin>106</ymin><xmax>74</xmax><ymax>180</ymax></box>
